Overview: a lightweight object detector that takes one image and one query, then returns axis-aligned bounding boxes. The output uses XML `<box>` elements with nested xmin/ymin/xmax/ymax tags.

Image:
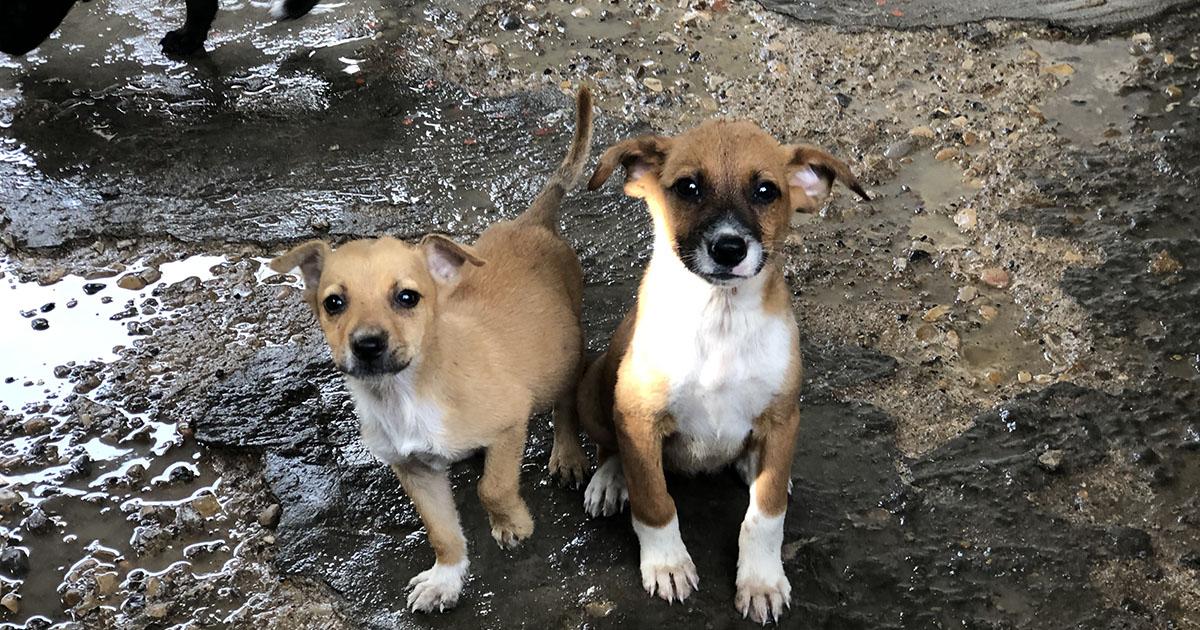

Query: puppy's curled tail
<box><xmin>521</xmin><ymin>86</ymin><xmax>594</xmax><ymax>229</ymax></box>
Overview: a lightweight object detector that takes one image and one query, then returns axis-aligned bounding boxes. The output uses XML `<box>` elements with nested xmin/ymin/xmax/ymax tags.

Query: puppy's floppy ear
<box><xmin>587</xmin><ymin>135</ymin><xmax>672</xmax><ymax>192</ymax></box>
<box><xmin>270</xmin><ymin>240</ymin><xmax>331</xmax><ymax>290</ymax></box>
<box><xmin>421</xmin><ymin>234</ymin><xmax>486</xmax><ymax>289</ymax></box>
<box><xmin>786</xmin><ymin>145</ymin><xmax>870</xmax><ymax>212</ymax></box>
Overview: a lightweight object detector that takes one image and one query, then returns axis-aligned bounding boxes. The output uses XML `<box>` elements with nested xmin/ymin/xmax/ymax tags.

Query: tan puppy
<box><xmin>578</xmin><ymin>121</ymin><xmax>867</xmax><ymax>623</ymax></box>
<box><xmin>271</xmin><ymin>88</ymin><xmax>593</xmax><ymax>613</ymax></box>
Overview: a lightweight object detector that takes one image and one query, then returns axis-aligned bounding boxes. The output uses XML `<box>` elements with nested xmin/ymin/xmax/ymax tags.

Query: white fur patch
<box><xmin>583</xmin><ymin>457</ymin><xmax>627</xmax><ymax>518</ymax></box>
<box><xmin>347</xmin><ymin>372</ymin><xmax>459</xmax><ymax>466</ymax></box>
<box><xmin>631</xmin><ymin>514</ymin><xmax>698</xmax><ymax>603</ymax></box>
<box><xmin>407</xmin><ymin>557</ymin><xmax>469</xmax><ymax>613</ymax></box>
<box><xmin>631</xmin><ymin>239</ymin><xmax>795</xmax><ymax>473</ymax></box>
<box><xmin>735</xmin><ymin>484</ymin><xmax>791</xmax><ymax>623</ymax></box>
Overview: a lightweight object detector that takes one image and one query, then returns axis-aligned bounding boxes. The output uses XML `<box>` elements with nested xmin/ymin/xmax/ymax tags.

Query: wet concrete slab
<box><xmin>757</xmin><ymin>0</ymin><xmax>1200</xmax><ymax>32</ymax></box>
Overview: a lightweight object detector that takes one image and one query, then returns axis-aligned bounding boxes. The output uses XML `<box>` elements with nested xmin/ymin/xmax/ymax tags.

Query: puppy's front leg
<box><xmin>616</xmin><ymin>410</ymin><xmax>698</xmax><ymax>603</ymax></box>
<box><xmin>478</xmin><ymin>424</ymin><xmax>534</xmax><ymax>549</ymax></box>
<box><xmin>736</xmin><ymin>406</ymin><xmax>800</xmax><ymax>624</ymax></box>
<box><xmin>390</xmin><ymin>463</ymin><xmax>469</xmax><ymax>613</ymax></box>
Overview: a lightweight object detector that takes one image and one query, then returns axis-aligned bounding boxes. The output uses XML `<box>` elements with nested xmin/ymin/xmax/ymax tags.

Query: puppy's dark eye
<box><xmin>323</xmin><ymin>294</ymin><xmax>346</xmax><ymax>315</ymax></box>
<box><xmin>752</xmin><ymin>181</ymin><xmax>781</xmax><ymax>204</ymax></box>
<box><xmin>672</xmin><ymin>177</ymin><xmax>702</xmax><ymax>200</ymax></box>
<box><xmin>394</xmin><ymin>289</ymin><xmax>421</xmax><ymax>309</ymax></box>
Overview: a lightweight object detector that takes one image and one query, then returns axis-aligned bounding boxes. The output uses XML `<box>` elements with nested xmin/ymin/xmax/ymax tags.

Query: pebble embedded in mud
<box><xmin>980</xmin><ymin>268</ymin><xmax>1010</xmax><ymax>288</ymax></box>
<box><xmin>258</xmin><ymin>503</ymin><xmax>282</xmax><ymax>529</ymax></box>
<box><xmin>1149</xmin><ymin>250</ymin><xmax>1182</xmax><ymax>275</ymax></box>
<box><xmin>1038</xmin><ymin>449</ymin><xmax>1065</xmax><ymax>472</ymax></box>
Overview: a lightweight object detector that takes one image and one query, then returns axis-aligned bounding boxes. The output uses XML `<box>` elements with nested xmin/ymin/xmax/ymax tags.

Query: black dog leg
<box><xmin>270</xmin><ymin>0</ymin><xmax>321</xmax><ymax>20</ymax></box>
<box><xmin>160</xmin><ymin>0</ymin><xmax>218</xmax><ymax>56</ymax></box>
<box><xmin>0</xmin><ymin>0</ymin><xmax>78</xmax><ymax>56</ymax></box>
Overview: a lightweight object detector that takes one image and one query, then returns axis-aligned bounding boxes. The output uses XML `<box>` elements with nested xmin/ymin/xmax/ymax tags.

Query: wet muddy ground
<box><xmin>1</xmin><ymin>0</ymin><xmax>1199</xmax><ymax>628</ymax></box>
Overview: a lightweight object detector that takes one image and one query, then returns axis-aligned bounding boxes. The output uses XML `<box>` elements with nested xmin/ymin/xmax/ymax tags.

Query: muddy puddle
<box><xmin>2</xmin><ymin>0</ymin><xmax>1200</xmax><ymax>628</ymax></box>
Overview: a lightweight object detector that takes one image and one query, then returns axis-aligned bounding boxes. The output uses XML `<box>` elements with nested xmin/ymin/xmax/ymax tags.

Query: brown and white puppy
<box><xmin>271</xmin><ymin>88</ymin><xmax>593</xmax><ymax>614</ymax></box>
<box><xmin>577</xmin><ymin>121</ymin><xmax>868</xmax><ymax>623</ymax></box>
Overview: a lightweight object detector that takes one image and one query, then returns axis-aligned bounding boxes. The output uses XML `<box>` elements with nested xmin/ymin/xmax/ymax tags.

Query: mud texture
<box><xmin>2</xmin><ymin>0</ymin><xmax>1200</xmax><ymax>629</ymax></box>
<box><xmin>757</xmin><ymin>0</ymin><xmax>1200</xmax><ymax>32</ymax></box>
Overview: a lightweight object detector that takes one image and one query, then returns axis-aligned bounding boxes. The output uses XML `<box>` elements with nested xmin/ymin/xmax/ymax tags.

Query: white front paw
<box><xmin>735</xmin><ymin>560</ymin><xmax>791</xmax><ymax>624</ymax></box>
<box><xmin>632</xmin><ymin>515</ymin><xmax>698</xmax><ymax>603</ymax></box>
<box><xmin>407</xmin><ymin>559</ymin><xmax>469</xmax><ymax>613</ymax></box>
<box><xmin>583</xmin><ymin>457</ymin><xmax>628</xmax><ymax>518</ymax></box>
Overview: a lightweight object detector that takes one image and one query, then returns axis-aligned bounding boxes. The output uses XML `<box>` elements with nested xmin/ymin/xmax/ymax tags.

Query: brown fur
<box><xmin>271</xmin><ymin>87</ymin><xmax>594</xmax><ymax>611</ymax></box>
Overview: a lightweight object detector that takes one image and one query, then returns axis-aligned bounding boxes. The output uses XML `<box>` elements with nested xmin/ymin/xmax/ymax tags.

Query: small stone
<box><xmin>1042</xmin><ymin>63</ymin><xmax>1076</xmax><ymax>77</ymax></box>
<box><xmin>117</xmin><ymin>273</ymin><xmax>148</xmax><ymax>291</ymax></box>
<box><xmin>944</xmin><ymin>330</ymin><xmax>961</xmax><ymax>350</ymax></box>
<box><xmin>570</xmin><ymin>6</ymin><xmax>591</xmax><ymax>18</ymax></box>
<box><xmin>980</xmin><ymin>267</ymin><xmax>1010</xmax><ymax>288</ymax></box>
<box><xmin>642</xmin><ymin>78</ymin><xmax>664</xmax><ymax>93</ymax></box>
<box><xmin>884</xmin><ymin>140</ymin><xmax>913</xmax><ymax>159</ymax></box>
<box><xmin>1018</xmin><ymin>371</ymin><xmax>1033</xmax><ymax>383</ymax></box>
<box><xmin>146</xmin><ymin>576</ymin><xmax>163</xmax><ymax>598</ymax></box>
<box><xmin>191</xmin><ymin>494</ymin><xmax>221</xmax><ymax>519</ymax></box>
<box><xmin>1033</xmin><ymin>374</ymin><xmax>1054</xmax><ymax>385</ymax></box>
<box><xmin>985</xmin><ymin>370</ymin><xmax>1004</xmax><ymax>386</ymax></box>
<box><xmin>26</xmin><ymin>508</ymin><xmax>50</xmax><ymax>533</ymax></box>
<box><xmin>140</xmin><ymin>268</ymin><xmax>162</xmax><ymax>285</ymax></box>
<box><xmin>479</xmin><ymin>42</ymin><xmax>500</xmax><ymax>57</ymax></box>
<box><xmin>1165</xmin><ymin>85</ymin><xmax>1183</xmax><ymax>99</ymax></box>
<box><xmin>1148</xmin><ymin>250</ymin><xmax>1182</xmax><ymax>275</ymax></box>
<box><xmin>962</xmin><ymin>130</ymin><xmax>979</xmax><ymax>146</ymax></box>
<box><xmin>0</xmin><ymin>547</ymin><xmax>30</xmax><ymax>577</ymax></box>
<box><xmin>956</xmin><ymin>286</ymin><xmax>978</xmax><ymax>302</ymax></box>
<box><xmin>146</xmin><ymin>602</ymin><xmax>169</xmax><ymax>619</ymax></box>
<box><xmin>1038</xmin><ymin>449</ymin><xmax>1064</xmax><ymax>472</ymax></box>
<box><xmin>934</xmin><ymin>147</ymin><xmax>958</xmax><ymax>161</ymax></box>
<box><xmin>31</xmin><ymin>318</ymin><xmax>49</xmax><ymax>331</ymax></box>
<box><xmin>23</xmin><ymin>417</ymin><xmax>50</xmax><ymax>435</ymax></box>
<box><xmin>498</xmin><ymin>14</ymin><xmax>521</xmax><ymax>30</ymax></box>
<box><xmin>950</xmin><ymin>116</ymin><xmax>969</xmax><ymax>128</ymax></box>
<box><xmin>95</xmin><ymin>571</ymin><xmax>119</xmax><ymax>597</ymax></box>
<box><xmin>954</xmin><ymin>208</ymin><xmax>978</xmax><ymax>231</ymax></box>
<box><xmin>0</xmin><ymin>488</ymin><xmax>19</xmax><ymax>511</ymax></box>
<box><xmin>979</xmin><ymin>305</ymin><xmax>999</xmax><ymax>322</ymax></box>
<box><xmin>1</xmin><ymin>592</ymin><xmax>17</xmax><ymax>613</ymax></box>
<box><xmin>909</xmin><ymin>126</ymin><xmax>936</xmax><ymax>139</ymax></box>
<box><xmin>258</xmin><ymin>504</ymin><xmax>282</xmax><ymax>529</ymax></box>
<box><xmin>1163</xmin><ymin>52</ymin><xmax>1176</xmax><ymax>65</ymax></box>
<box><xmin>1063</xmin><ymin>250</ymin><xmax>1084</xmax><ymax>263</ymax></box>
<box><xmin>962</xmin><ymin>58</ymin><xmax>976</xmax><ymax>71</ymax></box>
<box><xmin>922</xmin><ymin>305</ymin><xmax>951</xmax><ymax>322</ymax></box>
<box><xmin>1131</xmin><ymin>32</ymin><xmax>1152</xmax><ymax>44</ymax></box>
<box><xmin>585</xmin><ymin>600</ymin><xmax>616</xmax><ymax>618</ymax></box>
<box><xmin>914</xmin><ymin>324</ymin><xmax>939</xmax><ymax>342</ymax></box>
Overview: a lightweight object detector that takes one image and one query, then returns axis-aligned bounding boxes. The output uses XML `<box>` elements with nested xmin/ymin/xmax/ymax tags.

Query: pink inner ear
<box><xmin>427</xmin><ymin>247</ymin><xmax>462</xmax><ymax>284</ymax></box>
<box><xmin>790</xmin><ymin>166</ymin><xmax>830</xmax><ymax>199</ymax></box>
<box><xmin>628</xmin><ymin>161</ymin><xmax>651</xmax><ymax>182</ymax></box>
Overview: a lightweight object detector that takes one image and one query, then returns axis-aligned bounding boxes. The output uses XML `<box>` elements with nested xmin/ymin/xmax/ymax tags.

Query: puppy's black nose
<box><xmin>709</xmin><ymin>235</ymin><xmax>748</xmax><ymax>267</ymax></box>
<box><xmin>351</xmin><ymin>334</ymin><xmax>388</xmax><ymax>361</ymax></box>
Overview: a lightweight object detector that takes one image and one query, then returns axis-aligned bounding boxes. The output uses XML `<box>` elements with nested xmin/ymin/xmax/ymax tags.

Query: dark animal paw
<box><xmin>270</xmin><ymin>0</ymin><xmax>320</xmax><ymax>20</ymax></box>
<box><xmin>159</xmin><ymin>29</ymin><xmax>205</xmax><ymax>56</ymax></box>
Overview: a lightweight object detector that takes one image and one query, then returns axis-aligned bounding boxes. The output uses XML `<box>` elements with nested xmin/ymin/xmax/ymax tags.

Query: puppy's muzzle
<box><xmin>344</xmin><ymin>330</ymin><xmax>410</xmax><ymax>376</ymax></box>
<box><xmin>708</xmin><ymin>234</ymin><xmax>748</xmax><ymax>268</ymax></box>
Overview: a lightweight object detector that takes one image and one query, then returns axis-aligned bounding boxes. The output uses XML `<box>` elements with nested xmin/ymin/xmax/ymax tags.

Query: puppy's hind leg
<box><xmin>391</xmin><ymin>463</ymin><xmax>469</xmax><ymax>613</ymax></box>
<box><xmin>479</xmin><ymin>423</ymin><xmax>535</xmax><ymax>549</ymax></box>
<box><xmin>549</xmin><ymin>352</ymin><xmax>588</xmax><ymax>488</ymax></box>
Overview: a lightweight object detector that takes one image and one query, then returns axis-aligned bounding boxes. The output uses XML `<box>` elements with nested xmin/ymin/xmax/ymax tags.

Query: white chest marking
<box><xmin>347</xmin><ymin>374</ymin><xmax>457</xmax><ymax>467</ymax></box>
<box><xmin>631</xmin><ymin>249</ymin><xmax>795</xmax><ymax>473</ymax></box>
